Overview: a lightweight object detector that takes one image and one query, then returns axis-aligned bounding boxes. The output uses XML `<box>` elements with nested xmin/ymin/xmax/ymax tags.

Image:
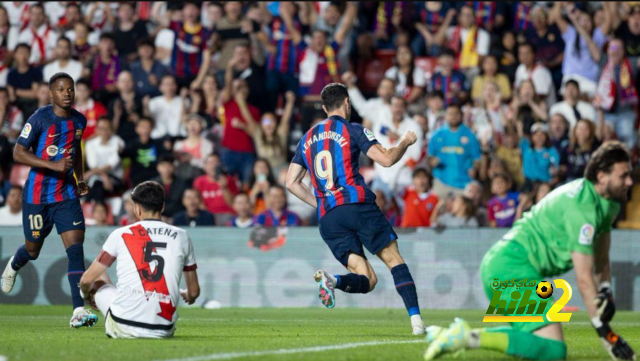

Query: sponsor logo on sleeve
<box><xmin>364</xmin><ymin>128</ymin><xmax>376</xmax><ymax>141</ymax></box>
<box><xmin>20</xmin><ymin>124</ymin><xmax>32</xmax><ymax>139</ymax></box>
<box><xmin>578</xmin><ymin>224</ymin><xmax>595</xmax><ymax>245</ymax></box>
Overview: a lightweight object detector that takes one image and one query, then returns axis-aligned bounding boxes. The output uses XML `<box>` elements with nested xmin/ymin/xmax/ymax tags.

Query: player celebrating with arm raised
<box><xmin>425</xmin><ymin>141</ymin><xmax>635</xmax><ymax>361</ymax></box>
<box><xmin>286</xmin><ymin>83</ymin><xmax>428</xmax><ymax>335</ymax></box>
<box><xmin>79</xmin><ymin>181</ymin><xmax>200</xmax><ymax>339</ymax></box>
<box><xmin>1</xmin><ymin>72</ymin><xmax>96</xmax><ymax>328</ymax></box>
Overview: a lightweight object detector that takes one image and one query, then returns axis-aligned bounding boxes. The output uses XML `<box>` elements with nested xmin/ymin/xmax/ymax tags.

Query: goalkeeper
<box><xmin>425</xmin><ymin>141</ymin><xmax>636</xmax><ymax>361</ymax></box>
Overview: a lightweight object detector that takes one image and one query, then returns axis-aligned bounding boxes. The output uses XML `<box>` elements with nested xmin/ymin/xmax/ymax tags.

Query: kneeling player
<box><xmin>80</xmin><ymin>181</ymin><xmax>200</xmax><ymax>339</ymax></box>
<box><xmin>424</xmin><ymin>142</ymin><xmax>635</xmax><ymax>360</ymax></box>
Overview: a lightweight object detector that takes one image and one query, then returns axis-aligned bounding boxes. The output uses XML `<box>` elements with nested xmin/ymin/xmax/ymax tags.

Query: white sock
<box><xmin>410</xmin><ymin>314</ymin><xmax>424</xmax><ymax>328</ymax></box>
<box><xmin>469</xmin><ymin>330</ymin><xmax>481</xmax><ymax>349</ymax></box>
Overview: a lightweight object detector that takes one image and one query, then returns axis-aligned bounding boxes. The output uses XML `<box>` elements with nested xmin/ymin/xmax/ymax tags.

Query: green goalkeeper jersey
<box><xmin>502</xmin><ymin>178</ymin><xmax>620</xmax><ymax>277</ymax></box>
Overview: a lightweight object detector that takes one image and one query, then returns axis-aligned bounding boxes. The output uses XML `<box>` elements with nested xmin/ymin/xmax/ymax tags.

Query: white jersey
<box><xmin>97</xmin><ymin>220</ymin><xmax>196</xmax><ymax>333</ymax></box>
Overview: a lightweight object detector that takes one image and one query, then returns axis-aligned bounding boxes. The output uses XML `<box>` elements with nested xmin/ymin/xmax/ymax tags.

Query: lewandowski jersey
<box><xmin>502</xmin><ymin>179</ymin><xmax>620</xmax><ymax>277</ymax></box>
<box><xmin>97</xmin><ymin>220</ymin><xmax>197</xmax><ymax>330</ymax></box>
<box><xmin>292</xmin><ymin>115</ymin><xmax>378</xmax><ymax>218</ymax></box>
<box><xmin>17</xmin><ymin>105</ymin><xmax>86</xmax><ymax>204</ymax></box>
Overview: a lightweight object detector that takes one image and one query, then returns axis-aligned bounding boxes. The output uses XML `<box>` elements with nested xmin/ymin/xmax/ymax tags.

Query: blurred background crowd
<box><xmin>0</xmin><ymin>1</ymin><xmax>639</xmax><ymax>230</ymax></box>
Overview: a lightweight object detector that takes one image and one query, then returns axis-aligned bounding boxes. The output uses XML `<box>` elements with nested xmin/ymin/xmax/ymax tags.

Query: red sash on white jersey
<box><xmin>31</xmin><ymin>25</ymin><xmax>51</xmax><ymax>64</ymax></box>
<box><xmin>19</xmin><ymin>3</ymin><xmax>30</xmax><ymax>32</ymax></box>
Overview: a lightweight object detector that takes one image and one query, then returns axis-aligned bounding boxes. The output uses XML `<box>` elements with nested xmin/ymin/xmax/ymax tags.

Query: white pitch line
<box><xmin>153</xmin><ymin>340</ymin><xmax>425</xmax><ymax>361</ymax></box>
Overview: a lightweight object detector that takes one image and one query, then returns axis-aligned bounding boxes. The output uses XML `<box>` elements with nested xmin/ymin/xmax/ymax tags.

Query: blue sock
<box><xmin>391</xmin><ymin>264</ymin><xmax>420</xmax><ymax>317</ymax></box>
<box><xmin>334</xmin><ymin>273</ymin><xmax>370</xmax><ymax>294</ymax></box>
<box><xmin>11</xmin><ymin>245</ymin><xmax>36</xmax><ymax>271</ymax></box>
<box><xmin>66</xmin><ymin>244</ymin><xmax>85</xmax><ymax>309</ymax></box>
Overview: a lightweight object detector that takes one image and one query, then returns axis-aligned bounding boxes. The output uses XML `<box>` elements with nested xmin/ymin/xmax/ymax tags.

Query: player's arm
<box><xmin>573</xmin><ymin>250</ymin><xmax>635</xmax><ymax>360</ymax></box>
<box><xmin>13</xmin><ymin>143</ymin><xmax>73</xmax><ymax>173</ymax></box>
<box><xmin>74</xmin><ymin>141</ymin><xmax>89</xmax><ymax>196</ymax></box>
<box><xmin>366</xmin><ymin>131</ymin><xmax>417</xmax><ymax>168</ymax></box>
<box><xmin>285</xmin><ymin>163</ymin><xmax>317</xmax><ymax>208</ymax></box>
<box><xmin>181</xmin><ymin>269</ymin><xmax>200</xmax><ymax>305</ymax></box>
<box><xmin>79</xmin><ymin>258</ymin><xmax>109</xmax><ymax>296</ymax></box>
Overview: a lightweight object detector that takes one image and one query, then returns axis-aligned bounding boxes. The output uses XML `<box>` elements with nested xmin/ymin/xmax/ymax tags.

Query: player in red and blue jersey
<box><xmin>286</xmin><ymin>83</ymin><xmax>430</xmax><ymax>336</ymax></box>
<box><xmin>1</xmin><ymin>72</ymin><xmax>98</xmax><ymax>328</ymax></box>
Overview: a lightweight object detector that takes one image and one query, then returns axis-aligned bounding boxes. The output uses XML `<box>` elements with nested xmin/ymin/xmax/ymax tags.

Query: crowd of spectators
<box><xmin>0</xmin><ymin>1</ymin><xmax>638</xmax><ymax>230</ymax></box>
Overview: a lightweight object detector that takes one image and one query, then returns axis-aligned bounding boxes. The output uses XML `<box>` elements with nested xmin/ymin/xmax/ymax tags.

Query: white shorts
<box><xmin>94</xmin><ymin>284</ymin><xmax>174</xmax><ymax>339</ymax></box>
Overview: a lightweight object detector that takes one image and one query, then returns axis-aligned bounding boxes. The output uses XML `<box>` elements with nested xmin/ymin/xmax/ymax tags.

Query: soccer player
<box><xmin>286</xmin><ymin>83</ymin><xmax>428</xmax><ymax>335</ymax></box>
<box><xmin>1</xmin><ymin>72</ymin><xmax>96</xmax><ymax>328</ymax></box>
<box><xmin>425</xmin><ymin>141</ymin><xmax>636</xmax><ymax>360</ymax></box>
<box><xmin>79</xmin><ymin>181</ymin><xmax>200</xmax><ymax>339</ymax></box>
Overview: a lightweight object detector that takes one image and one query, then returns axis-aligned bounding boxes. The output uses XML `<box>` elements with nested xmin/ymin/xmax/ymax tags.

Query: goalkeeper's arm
<box><xmin>572</xmin><ymin>251</ymin><xmax>635</xmax><ymax>360</ymax></box>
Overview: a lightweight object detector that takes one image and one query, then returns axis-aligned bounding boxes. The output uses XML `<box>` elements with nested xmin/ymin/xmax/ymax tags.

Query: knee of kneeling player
<box><xmin>27</xmin><ymin>249</ymin><xmax>41</xmax><ymax>260</ymax></box>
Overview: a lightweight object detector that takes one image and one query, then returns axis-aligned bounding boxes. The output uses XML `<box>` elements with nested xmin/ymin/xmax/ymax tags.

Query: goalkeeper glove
<box><xmin>594</xmin><ymin>282</ymin><xmax>616</xmax><ymax>323</ymax></box>
<box><xmin>592</xmin><ymin>318</ymin><xmax>636</xmax><ymax>361</ymax></box>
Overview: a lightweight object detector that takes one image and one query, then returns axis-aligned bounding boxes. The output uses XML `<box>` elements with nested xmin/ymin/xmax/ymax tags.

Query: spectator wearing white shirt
<box><xmin>16</xmin><ymin>3</ymin><xmax>59</xmax><ymax>66</ymax></box>
<box><xmin>444</xmin><ymin>5</ymin><xmax>490</xmax><ymax>79</ymax></box>
<box><xmin>514</xmin><ymin>43</ymin><xmax>556</xmax><ymax>107</ymax></box>
<box><xmin>146</xmin><ymin>74</ymin><xmax>186</xmax><ymax>140</ymax></box>
<box><xmin>0</xmin><ymin>185</ymin><xmax>22</xmax><ymax>226</ymax></box>
<box><xmin>84</xmin><ymin>117</ymin><xmax>124</xmax><ymax>203</ymax></box>
<box><xmin>3</xmin><ymin>1</ymin><xmax>32</xmax><ymax>36</ymax></box>
<box><xmin>549</xmin><ymin>80</ymin><xmax>596</xmax><ymax>130</ymax></box>
<box><xmin>384</xmin><ymin>45</ymin><xmax>426</xmax><ymax>104</ymax></box>
<box><xmin>42</xmin><ymin>37</ymin><xmax>83</xmax><ymax>83</ymax></box>
<box><xmin>370</xmin><ymin>96</ymin><xmax>424</xmax><ymax>200</ymax></box>
<box><xmin>342</xmin><ymin>71</ymin><xmax>394</xmax><ymax>131</ymax></box>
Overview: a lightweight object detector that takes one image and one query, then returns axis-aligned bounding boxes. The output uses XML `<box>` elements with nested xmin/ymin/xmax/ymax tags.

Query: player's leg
<box><xmin>55</xmin><ymin>199</ymin><xmax>97</xmax><ymax>328</ymax></box>
<box><xmin>425</xmin><ymin>240</ymin><xmax>567</xmax><ymax>360</ymax></box>
<box><xmin>2</xmin><ymin>202</ymin><xmax>52</xmax><ymax>293</ymax></box>
<box><xmin>315</xmin><ymin>205</ymin><xmax>375</xmax><ymax>308</ymax></box>
<box><xmin>425</xmin><ymin>319</ymin><xmax>567</xmax><ymax>360</ymax></box>
<box><xmin>376</xmin><ymin>240</ymin><xmax>425</xmax><ymax>335</ymax></box>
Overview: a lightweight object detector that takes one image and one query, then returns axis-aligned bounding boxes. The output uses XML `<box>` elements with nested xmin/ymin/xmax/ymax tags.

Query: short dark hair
<box><xmin>15</xmin><ymin>43</ymin><xmax>30</xmax><ymax>53</ymax></box>
<box><xmin>427</xmin><ymin>90</ymin><xmax>444</xmax><ymax>99</ymax></box>
<box><xmin>518</xmin><ymin>42</ymin><xmax>536</xmax><ymax>54</ymax></box>
<box><xmin>9</xmin><ymin>185</ymin><xmax>22</xmax><ymax>193</ymax></box>
<box><xmin>137</xmin><ymin>117</ymin><xmax>155</xmax><ymax>127</ymax></box>
<box><xmin>99</xmin><ymin>32</ymin><xmax>115</xmax><ymax>42</ymax></box>
<box><xmin>158</xmin><ymin>154</ymin><xmax>175</xmax><ymax>165</ymax></box>
<box><xmin>584</xmin><ymin>141</ymin><xmax>630</xmax><ymax>183</ymax></box>
<box><xmin>412</xmin><ymin>168</ymin><xmax>429</xmax><ymax>179</ymax></box>
<box><xmin>446</xmin><ymin>102</ymin><xmax>462</xmax><ymax>112</ymax></box>
<box><xmin>57</xmin><ymin>36</ymin><xmax>72</xmax><ymax>47</ymax></box>
<box><xmin>49</xmin><ymin>72</ymin><xmax>74</xmax><ymax>89</ymax></box>
<box><xmin>0</xmin><ymin>87</ymin><xmax>8</xmax><ymax>97</ymax></box>
<box><xmin>131</xmin><ymin>181</ymin><xmax>165</xmax><ymax>213</ymax></box>
<box><xmin>30</xmin><ymin>3</ymin><xmax>44</xmax><ymax>12</ymax></box>
<box><xmin>137</xmin><ymin>37</ymin><xmax>155</xmax><ymax>50</ymax></box>
<box><xmin>440</xmin><ymin>48</ymin><xmax>456</xmax><ymax>58</ymax></box>
<box><xmin>321</xmin><ymin>83</ymin><xmax>349</xmax><ymax>112</ymax></box>
<box><xmin>76</xmin><ymin>77</ymin><xmax>91</xmax><ymax>89</ymax></box>
<box><xmin>66</xmin><ymin>3</ymin><xmax>80</xmax><ymax>10</ymax></box>
<box><xmin>391</xmin><ymin>95</ymin><xmax>407</xmax><ymax>106</ymax></box>
<box><xmin>565</xmin><ymin>79</ymin><xmax>580</xmax><ymax>90</ymax></box>
<box><xmin>492</xmin><ymin>172</ymin><xmax>512</xmax><ymax>184</ymax></box>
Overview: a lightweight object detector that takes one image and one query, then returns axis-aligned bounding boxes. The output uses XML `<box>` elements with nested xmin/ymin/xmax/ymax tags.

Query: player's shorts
<box><xmin>22</xmin><ymin>199</ymin><xmax>85</xmax><ymax>243</ymax></box>
<box><xmin>319</xmin><ymin>203</ymin><xmax>398</xmax><ymax>267</ymax></box>
<box><xmin>95</xmin><ymin>284</ymin><xmax>174</xmax><ymax>339</ymax></box>
<box><xmin>480</xmin><ymin>240</ymin><xmax>552</xmax><ymax>333</ymax></box>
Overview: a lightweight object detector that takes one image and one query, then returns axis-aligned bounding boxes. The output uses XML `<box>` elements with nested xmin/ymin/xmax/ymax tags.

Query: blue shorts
<box><xmin>319</xmin><ymin>203</ymin><xmax>398</xmax><ymax>267</ymax></box>
<box><xmin>23</xmin><ymin>199</ymin><xmax>85</xmax><ymax>243</ymax></box>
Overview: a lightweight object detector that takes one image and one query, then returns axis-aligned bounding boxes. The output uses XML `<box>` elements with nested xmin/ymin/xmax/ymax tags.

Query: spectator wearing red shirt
<box><xmin>253</xmin><ymin>185</ymin><xmax>301</xmax><ymax>227</ymax></box>
<box><xmin>401</xmin><ymin>168</ymin><xmax>439</xmax><ymax>227</ymax></box>
<box><xmin>220</xmin><ymin>57</ymin><xmax>259</xmax><ymax>183</ymax></box>
<box><xmin>193</xmin><ymin>154</ymin><xmax>239</xmax><ymax>225</ymax></box>
<box><xmin>74</xmin><ymin>78</ymin><xmax>107</xmax><ymax>140</ymax></box>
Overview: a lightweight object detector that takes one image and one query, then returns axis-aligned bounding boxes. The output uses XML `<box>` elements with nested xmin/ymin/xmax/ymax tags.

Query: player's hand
<box><xmin>401</xmin><ymin>130</ymin><xmax>417</xmax><ymax>146</ymax></box>
<box><xmin>341</xmin><ymin>71</ymin><xmax>357</xmax><ymax>87</ymax></box>
<box><xmin>594</xmin><ymin>284</ymin><xmax>616</xmax><ymax>323</ymax></box>
<box><xmin>50</xmin><ymin>157</ymin><xmax>74</xmax><ymax>173</ymax></box>
<box><xmin>594</xmin><ymin>322</ymin><xmax>636</xmax><ymax>360</ymax></box>
<box><xmin>180</xmin><ymin>289</ymin><xmax>194</xmax><ymax>305</ymax></box>
<box><xmin>77</xmin><ymin>181</ymin><xmax>90</xmax><ymax>197</ymax></box>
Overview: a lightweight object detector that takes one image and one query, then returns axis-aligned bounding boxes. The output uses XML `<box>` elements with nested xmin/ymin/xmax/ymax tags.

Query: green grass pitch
<box><xmin>0</xmin><ymin>305</ymin><xmax>639</xmax><ymax>361</ymax></box>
